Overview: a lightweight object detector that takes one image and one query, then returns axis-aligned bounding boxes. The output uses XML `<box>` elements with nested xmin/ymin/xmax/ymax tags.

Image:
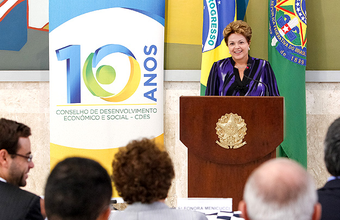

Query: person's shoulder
<box><xmin>0</xmin><ymin>181</ymin><xmax>39</xmax><ymax>199</ymax></box>
<box><xmin>168</xmin><ymin>209</ymin><xmax>207</xmax><ymax>219</ymax></box>
<box><xmin>20</xmin><ymin>188</ymin><xmax>40</xmax><ymax>199</ymax></box>
<box><xmin>251</xmin><ymin>56</ymin><xmax>264</xmax><ymax>61</ymax></box>
<box><xmin>109</xmin><ymin>210</ymin><xmax>133</xmax><ymax>220</ymax></box>
<box><xmin>250</xmin><ymin>56</ymin><xmax>269</xmax><ymax>64</ymax></box>
<box><xmin>109</xmin><ymin>207</ymin><xmax>207</xmax><ymax>220</ymax></box>
<box><xmin>318</xmin><ymin>179</ymin><xmax>340</xmax><ymax>191</ymax></box>
<box><xmin>0</xmin><ymin>182</ymin><xmax>43</xmax><ymax>220</ymax></box>
<box><xmin>215</xmin><ymin>57</ymin><xmax>231</xmax><ymax>65</ymax></box>
<box><xmin>212</xmin><ymin>58</ymin><xmax>232</xmax><ymax>71</ymax></box>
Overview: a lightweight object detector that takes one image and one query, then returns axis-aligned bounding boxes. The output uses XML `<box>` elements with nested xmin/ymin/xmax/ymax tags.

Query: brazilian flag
<box><xmin>200</xmin><ymin>0</ymin><xmax>237</xmax><ymax>95</ymax></box>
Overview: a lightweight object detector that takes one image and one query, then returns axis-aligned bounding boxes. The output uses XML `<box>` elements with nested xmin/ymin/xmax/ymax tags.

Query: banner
<box><xmin>268</xmin><ymin>0</ymin><xmax>307</xmax><ymax>167</ymax></box>
<box><xmin>49</xmin><ymin>0</ymin><xmax>165</xmax><ymax>196</ymax></box>
<box><xmin>200</xmin><ymin>0</ymin><xmax>239</xmax><ymax>95</ymax></box>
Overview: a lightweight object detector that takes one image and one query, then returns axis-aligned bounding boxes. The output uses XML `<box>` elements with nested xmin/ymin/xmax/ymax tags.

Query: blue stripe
<box><xmin>202</xmin><ymin>0</ymin><xmax>236</xmax><ymax>52</ymax></box>
<box><xmin>92</xmin><ymin>44</ymin><xmax>136</xmax><ymax>68</ymax></box>
<box><xmin>236</xmin><ymin>0</ymin><xmax>249</xmax><ymax>20</ymax></box>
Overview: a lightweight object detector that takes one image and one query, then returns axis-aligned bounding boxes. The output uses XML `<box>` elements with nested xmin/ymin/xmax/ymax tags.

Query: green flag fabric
<box><xmin>268</xmin><ymin>0</ymin><xmax>307</xmax><ymax>167</ymax></box>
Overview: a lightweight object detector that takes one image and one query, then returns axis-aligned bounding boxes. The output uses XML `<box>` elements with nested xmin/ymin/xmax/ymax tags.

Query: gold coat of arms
<box><xmin>215</xmin><ymin>113</ymin><xmax>247</xmax><ymax>149</ymax></box>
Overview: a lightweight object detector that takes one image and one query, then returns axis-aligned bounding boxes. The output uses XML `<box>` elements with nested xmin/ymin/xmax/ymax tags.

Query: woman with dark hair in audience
<box><xmin>110</xmin><ymin>138</ymin><xmax>207</xmax><ymax>220</ymax></box>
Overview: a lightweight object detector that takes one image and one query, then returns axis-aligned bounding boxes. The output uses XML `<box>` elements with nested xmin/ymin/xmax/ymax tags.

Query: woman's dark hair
<box><xmin>112</xmin><ymin>138</ymin><xmax>175</xmax><ymax>204</ymax></box>
<box><xmin>223</xmin><ymin>20</ymin><xmax>252</xmax><ymax>45</ymax></box>
<box><xmin>0</xmin><ymin>118</ymin><xmax>31</xmax><ymax>154</ymax></box>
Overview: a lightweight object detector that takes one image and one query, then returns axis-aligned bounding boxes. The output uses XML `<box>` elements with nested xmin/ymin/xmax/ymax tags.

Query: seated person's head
<box><xmin>0</xmin><ymin>118</ymin><xmax>32</xmax><ymax>187</ymax></box>
<box><xmin>239</xmin><ymin>158</ymin><xmax>321</xmax><ymax>220</ymax></box>
<box><xmin>112</xmin><ymin>138</ymin><xmax>174</xmax><ymax>204</ymax></box>
<box><xmin>44</xmin><ymin>157</ymin><xmax>113</xmax><ymax>220</ymax></box>
<box><xmin>324</xmin><ymin>117</ymin><xmax>340</xmax><ymax>176</ymax></box>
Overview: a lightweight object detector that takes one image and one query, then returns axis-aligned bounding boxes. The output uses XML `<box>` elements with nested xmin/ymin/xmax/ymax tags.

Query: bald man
<box><xmin>238</xmin><ymin>158</ymin><xmax>321</xmax><ymax>220</ymax></box>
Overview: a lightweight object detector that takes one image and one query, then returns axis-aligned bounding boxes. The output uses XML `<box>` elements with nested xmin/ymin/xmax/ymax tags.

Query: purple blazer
<box><xmin>205</xmin><ymin>56</ymin><xmax>280</xmax><ymax>96</ymax></box>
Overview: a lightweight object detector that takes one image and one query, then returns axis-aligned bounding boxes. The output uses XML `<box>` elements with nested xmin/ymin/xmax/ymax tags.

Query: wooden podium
<box><xmin>179</xmin><ymin>96</ymin><xmax>284</xmax><ymax>210</ymax></box>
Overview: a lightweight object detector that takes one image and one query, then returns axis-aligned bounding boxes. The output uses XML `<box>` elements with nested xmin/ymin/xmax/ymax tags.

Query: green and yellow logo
<box><xmin>83</xmin><ymin>44</ymin><xmax>141</xmax><ymax>102</ymax></box>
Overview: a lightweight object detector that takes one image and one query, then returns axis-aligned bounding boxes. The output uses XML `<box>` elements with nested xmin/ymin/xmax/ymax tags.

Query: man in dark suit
<box><xmin>44</xmin><ymin>157</ymin><xmax>112</xmax><ymax>220</ymax></box>
<box><xmin>239</xmin><ymin>158</ymin><xmax>321</xmax><ymax>220</ymax></box>
<box><xmin>318</xmin><ymin>117</ymin><xmax>340</xmax><ymax>220</ymax></box>
<box><xmin>0</xmin><ymin>118</ymin><xmax>44</xmax><ymax>220</ymax></box>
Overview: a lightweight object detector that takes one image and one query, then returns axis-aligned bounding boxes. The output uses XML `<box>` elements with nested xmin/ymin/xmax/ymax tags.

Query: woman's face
<box><xmin>227</xmin><ymin>33</ymin><xmax>250</xmax><ymax>63</ymax></box>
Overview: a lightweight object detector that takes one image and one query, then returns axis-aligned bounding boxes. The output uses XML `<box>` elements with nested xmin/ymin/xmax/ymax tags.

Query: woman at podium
<box><xmin>205</xmin><ymin>20</ymin><xmax>280</xmax><ymax>96</ymax></box>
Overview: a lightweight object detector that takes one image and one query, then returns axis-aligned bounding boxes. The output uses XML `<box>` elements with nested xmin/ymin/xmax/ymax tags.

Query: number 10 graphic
<box><xmin>56</xmin><ymin>44</ymin><xmax>141</xmax><ymax>104</ymax></box>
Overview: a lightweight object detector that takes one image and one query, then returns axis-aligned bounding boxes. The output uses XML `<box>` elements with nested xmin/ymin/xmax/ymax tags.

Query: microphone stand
<box><xmin>243</xmin><ymin>74</ymin><xmax>269</xmax><ymax>96</ymax></box>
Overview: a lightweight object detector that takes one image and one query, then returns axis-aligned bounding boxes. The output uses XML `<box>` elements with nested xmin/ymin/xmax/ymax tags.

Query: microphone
<box><xmin>243</xmin><ymin>74</ymin><xmax>269</xmax><ymax>96</ymax></box>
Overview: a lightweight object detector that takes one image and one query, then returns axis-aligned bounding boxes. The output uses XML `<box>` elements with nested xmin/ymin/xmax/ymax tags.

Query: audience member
<box><xmin>239</xmin><ymin>158</ymin><xmax>321</xmax><ymax>220</ymax></box>
<box><xmin>0</xmin><ymin>118</ymin><xmax>44</xmax><ymax>220</ymax></box>
<box><xmin>318</xmin><ymin>117</ymin><xmax>340</xmax><ymax>220</ymax></box>
<box><xmin>110</xmin><ymin>138</ymin><xmax>207</xmax><ymax>220</ymax></box>
<box><xmin>44</xmin><ymin>157</ymin><xmax>112</xmax><ymax>220</ymax></box>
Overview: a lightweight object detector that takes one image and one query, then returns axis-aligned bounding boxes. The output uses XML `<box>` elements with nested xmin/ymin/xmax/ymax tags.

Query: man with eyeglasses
<box><xmin>0</xmin><ymin>118</ymin><xmax>44</xmax><ymax>220</ymax></box>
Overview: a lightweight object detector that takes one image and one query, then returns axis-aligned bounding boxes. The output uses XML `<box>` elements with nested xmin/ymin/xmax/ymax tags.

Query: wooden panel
<box><xmin>180</xmin><ymin>96</ymin><xmax>284</xmax><ymax>210</ymax></box>
<box><xmin>180</xmin><ymin>96</ymin><xmax>283</xmax><ymax>165</ymax></box>
<box><xmin>188</xmin><ymin>151</ymin><xmax>275</xmax><ymax>211</ymax></box>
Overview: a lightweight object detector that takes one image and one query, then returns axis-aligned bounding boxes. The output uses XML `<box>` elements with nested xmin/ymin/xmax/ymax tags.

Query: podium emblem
<box><xmin>216</xmin><ymin>113</ymin><xmax>247</xmax><ymax>149</ymax></box>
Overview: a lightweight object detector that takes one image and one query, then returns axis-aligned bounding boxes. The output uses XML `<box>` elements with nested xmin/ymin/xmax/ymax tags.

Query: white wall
<box><xmin>0</xmin><ymin>79</ymin><xmax>336</xmax><ymax>208</ymax></box>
